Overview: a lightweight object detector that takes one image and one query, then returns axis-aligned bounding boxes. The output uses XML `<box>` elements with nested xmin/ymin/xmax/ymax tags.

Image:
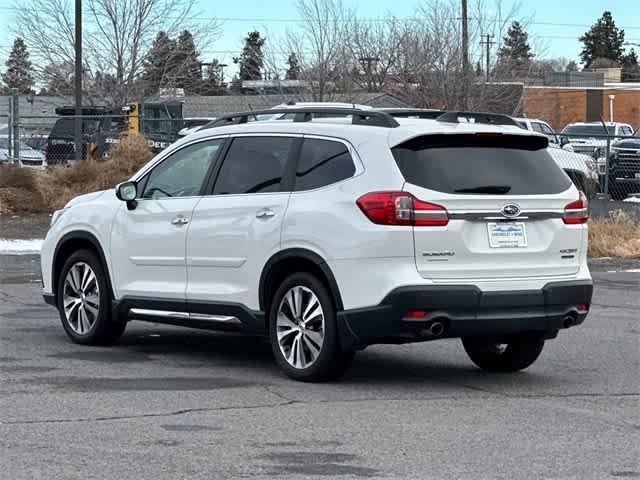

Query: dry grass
<box><xmin>0</xmin><ymin>134</ymin><xmax>153</xmax><ymax>214</ymax></box>
<box><xmin>588</xmin><ymin>210</ymin><xmax>640</xmax><ymax>259</ymax></box>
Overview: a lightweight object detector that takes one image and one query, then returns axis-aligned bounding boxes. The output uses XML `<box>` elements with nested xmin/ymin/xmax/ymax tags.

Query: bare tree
<box><xmin>14</xmin><ymin>0</ymin><xmax>220</xmax><ymax>105</ymax></box>
<box><xmin>284</xmin><ymin>0</ymin><xmax>353</xmax><ymax>101</ymax></box>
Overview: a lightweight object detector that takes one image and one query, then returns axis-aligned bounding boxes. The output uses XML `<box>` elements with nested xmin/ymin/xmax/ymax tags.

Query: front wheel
<box><xmin>462</xmin><ymin>336</ymin><xmax>545</xmax><ymax>372</ymax></box>
<box><xmin>57</xmin><ymin>249</ymin><xmax>126</xmax><ymax>345</ymax></box>
<box><xmin>268</xmin><ymin>273</ymin><xmax>354</xmax><ymax>382</ymax></box>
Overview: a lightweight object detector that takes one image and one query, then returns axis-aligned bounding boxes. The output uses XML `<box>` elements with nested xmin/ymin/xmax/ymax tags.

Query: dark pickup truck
<box><xmin>608</xmin><ymin>131</ymin><xmax>640</xmax><ymax>200</ymax></box>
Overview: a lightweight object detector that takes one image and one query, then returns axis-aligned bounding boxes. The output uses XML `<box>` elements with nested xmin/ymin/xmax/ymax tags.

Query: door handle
<box><xmin>256</xmin><ymin>209</ymin><xmax>275</xmax><ymax>219</ymax></box>
<box><xmin>171</xmin><ymin>215</ymin><xmax>189</xmax><ymax>225</ymax></box>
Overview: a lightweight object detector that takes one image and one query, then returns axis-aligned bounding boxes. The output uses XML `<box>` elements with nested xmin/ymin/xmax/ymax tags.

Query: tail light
<box><xmin>563</xmin><ymin>191</ymin><xmax>589</xmax><ymax>224</ymax></box>
<box><xmin>356</xmin><ymin>192</ymin><xmax>448</xmax><ymax>227</ymax></box>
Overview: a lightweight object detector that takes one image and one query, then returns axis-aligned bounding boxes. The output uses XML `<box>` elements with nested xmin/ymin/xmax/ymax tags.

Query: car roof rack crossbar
<box><xmin>380</xmin><ymin>109</ymin><xmax>445</xmax><ymax>119</ymax></box>
<box><xmin>436</xmin><ymin>111</ymin><xmax>519</xmax><ymax>127</ymax></box>
<box><xmin>204</xmin><ymin>107</ymin><xmax>400</xmax><ymax>129</ymax></box>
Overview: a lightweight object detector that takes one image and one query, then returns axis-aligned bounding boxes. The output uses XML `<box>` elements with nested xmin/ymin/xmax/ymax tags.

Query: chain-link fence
<box><xmin>549</xmin><ymin>132</ymin><xmax>640</xmax><ymax>202</ymax></box>
<box><xmin>0</xmin><ymin>114</ymin><xmax>185</xmax><ymax>167</ymax></box>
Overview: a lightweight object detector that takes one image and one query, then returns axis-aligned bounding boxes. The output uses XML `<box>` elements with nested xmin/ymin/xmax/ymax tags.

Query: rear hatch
<box><xmin>392</xmin><ymin>133</ymin><xmax>586</xmax><ymax>281</ymax></box>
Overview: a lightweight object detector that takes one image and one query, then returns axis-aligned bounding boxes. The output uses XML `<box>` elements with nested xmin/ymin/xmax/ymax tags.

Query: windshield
<box><xmin>562</xmin><ymin>124</ymin><xmax>615</xmax><ymax>136</ymax></box>
<box><xmin>0</xmin><ymin>139</ymin><xmax>32</xmax><ymax>150</ymax></box>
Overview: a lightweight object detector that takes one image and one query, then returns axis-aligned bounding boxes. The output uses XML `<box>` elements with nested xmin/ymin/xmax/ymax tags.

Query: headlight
<box><xmin>50</xmin><ymin>208</ymin><xmax>69</xmax><ymax>227</ymax></box>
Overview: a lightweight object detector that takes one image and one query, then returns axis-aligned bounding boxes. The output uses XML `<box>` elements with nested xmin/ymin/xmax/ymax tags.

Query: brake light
<box><xmin>563</xmin><ymin>191</ymin><xmax>589</xmax><ymax>224</ymax></box>
<box><xmin>356</xmin><ymin>192</ymin><xmax>448</xmax><ymax>227</ymax></box>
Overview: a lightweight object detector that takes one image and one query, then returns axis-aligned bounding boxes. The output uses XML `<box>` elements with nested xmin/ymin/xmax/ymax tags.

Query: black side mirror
<box><xmin>116</xmin><ymin>181</ymin><xmax>138</xmax><ymax>210</ymax></box>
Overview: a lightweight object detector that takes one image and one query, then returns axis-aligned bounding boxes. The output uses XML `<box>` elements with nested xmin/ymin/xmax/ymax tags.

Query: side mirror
<box><xmin>560</xmin><ymin>136</ymin><xmax>569</xmax><ymax>147</ymax></box>
<box><xmin>116</xmin><ymin>181</ymin><xmax>138</xmax><ymax>210</ymax></box>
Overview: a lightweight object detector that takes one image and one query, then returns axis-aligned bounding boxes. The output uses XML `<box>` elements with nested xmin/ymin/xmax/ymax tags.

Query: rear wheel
<box><xmin>57</xmin><ymin>249</ymin><xmax>126</xmax><ymax>345</ymax></box>
<box><xmin>462</xmin><ymin>335</ymin><xmax>544</xmax><ymax>372</ymax></box>
<box><xmin>269</xmin><ymin>273</ymin><xmax>354</xmax><ymax>382</ymax></box>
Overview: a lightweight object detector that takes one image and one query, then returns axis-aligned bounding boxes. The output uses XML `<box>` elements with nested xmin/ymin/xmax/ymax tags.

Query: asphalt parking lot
<box><xmin>1</xmin><ymin>251</ymin><xmax>639</xmax><ymax>479</ymax></box>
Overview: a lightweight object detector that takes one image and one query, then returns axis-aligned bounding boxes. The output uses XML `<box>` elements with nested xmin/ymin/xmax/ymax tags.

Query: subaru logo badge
<box><xmin>501</xmin><ymin>203</ymin><xmax>521</xmax><ymax>218</ymax></box>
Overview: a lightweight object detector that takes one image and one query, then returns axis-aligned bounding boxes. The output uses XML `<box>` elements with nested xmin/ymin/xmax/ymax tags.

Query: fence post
<box><xmin>604</xmin><ymin>136</ymin><xmax>611</xmax><ymax>200</ymax></box>
<box><xmin>7</xmin><ymin>96</ymin><xmax>12</xmax><ymax>160</ymax></box>
<box><xmin>11</xmin><ymin>88</ymin><xmax>19</xmax><ymax>166</ymax></box>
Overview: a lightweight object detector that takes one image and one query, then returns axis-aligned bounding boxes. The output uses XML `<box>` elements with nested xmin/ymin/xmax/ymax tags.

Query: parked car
<box><xmin>560</xmin><ymin>122</ymin><xmax>634</xmax><ymax>158</ymax></box>
<box><xmin>0</xmin><ymin>136</ymin><xmax>47</xmax><ymax>168</ymax></box>
<box><xmin>514</xmin><ymin>117</ymin><xmax>565</xmax><ymax>148</ymax></box>
<box><xmin>41</xmin><ymin>107</ymin><xmax>592</xmax><ymax>381</ymax></box>
<box><xmin>600</xmin><ymin>127</ymin><xmax>640</xmax><ymax>200</ymax></box>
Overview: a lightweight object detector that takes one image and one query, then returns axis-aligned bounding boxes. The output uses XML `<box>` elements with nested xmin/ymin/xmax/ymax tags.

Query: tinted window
<box><xmin>562</xmin><ymin>124</ymin><xmax>615</xmax><ymax>136</ymax></box>
<box><xmin>295</xmin><ymin>138</ymin><xmax>355</xmax><ymax>191</ymax></box>
<box><xmin>531</xmin><ymin>122</ymin><xmax>544</xmax><ymax>133</ymax></box>
<box><xmin>213</xmin><ymin>136</ymin><xmax>292</xmax><ymax>194</ymax></box>
<box><xmin>142</xmin><ymin>140</ymin><xmax>222</xmax><ymax>199</ymax></box>
<box><xmin>392</xmin><ymin>134</ymin><xmax>571</xmax><ymax>195</ymax></box>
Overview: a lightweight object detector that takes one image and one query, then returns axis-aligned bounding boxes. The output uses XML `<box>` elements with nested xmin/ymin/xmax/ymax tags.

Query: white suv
<box><xmin>41</xmin><ymin>108</ymin><xmax>593</xmax><ymax>381</ymax></box>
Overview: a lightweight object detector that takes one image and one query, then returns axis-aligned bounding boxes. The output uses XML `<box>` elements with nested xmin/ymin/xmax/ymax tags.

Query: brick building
<box><xmin>523</xmin><ymin>85</ymin><xmax>640</xmax><ymax>131</ymax></box>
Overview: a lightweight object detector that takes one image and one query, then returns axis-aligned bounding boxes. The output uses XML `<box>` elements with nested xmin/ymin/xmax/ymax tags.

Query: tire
<box><xmin>268</xmin><ymin>272</ymin><xmax>354</xmax><ymax>382</ymax></box>
<box><xmin>56</xmin><ymin>249</ymin><xmax>126</xmax><ymax>345</ymax></box>
<box><xmin>462</xmin><ymin>335</ymin><xmax>545</xmax><ymax>372</ymax></box>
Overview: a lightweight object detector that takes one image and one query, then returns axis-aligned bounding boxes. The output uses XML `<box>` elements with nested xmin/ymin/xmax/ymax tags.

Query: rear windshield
<box><xmin>50</xmin><ymin>117</ymin><xmax>101</xmax><ymax>137</ymax></box>
<box><xmin>562</xmin><ymin>124</ymin><xmax>615</xmax><ymax>136</ymax></box>
<box><xmin>392</xmin><ymin>134</ymin><xmax>571</xmax><ymax>195</ymax></box>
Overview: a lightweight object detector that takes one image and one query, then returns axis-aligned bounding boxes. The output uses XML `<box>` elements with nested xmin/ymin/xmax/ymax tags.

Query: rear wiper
<box><xmin>454</xmin><ymin>185</ymin><xmax>511</xmax><ymax>194</ymax></box>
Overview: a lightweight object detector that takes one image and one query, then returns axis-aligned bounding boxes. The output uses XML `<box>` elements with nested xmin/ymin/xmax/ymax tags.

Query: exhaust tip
<box><xmin>563</xmin><ymin>315</ymin><xmax>576</xmax><ymax>328</ymax></box>
<box><xmin>429</xmin><ymin>321</ymin><xmax>445</xmax><ymax>337</ymax></box>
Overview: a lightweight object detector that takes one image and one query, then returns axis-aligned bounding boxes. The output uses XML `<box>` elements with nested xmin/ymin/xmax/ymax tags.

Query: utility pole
<box><xmin>461</xmin><ymin>0</ymin><xmax>469</xmax><ymax>109</ymax></box>
<box><xmin>480</xmin><ymin>34</ymin><xmax>495</xmax><ymax>82</ymax></box>
<box><xmin>74</xmin><ymin>0</ymin><xmax>82</xmax><ymax>163</ymax></box>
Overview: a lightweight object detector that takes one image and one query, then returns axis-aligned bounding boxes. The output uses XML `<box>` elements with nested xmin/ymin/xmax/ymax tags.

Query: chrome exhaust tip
<box><xmin>429</xmin><ymin>321</ymin><xmax>445</xmax><ymax>337</ymax></box>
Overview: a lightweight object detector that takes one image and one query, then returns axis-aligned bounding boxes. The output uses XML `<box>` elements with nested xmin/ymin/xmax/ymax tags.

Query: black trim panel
<box><xmin>337</xmin><ymin>280</ymin><xmax>593</xmax><ymax>350</ymax></box>
<box><xmin>51</xmin><ymin>230</ymin><xmax>115</xmax><ymax>306</ymax></box>
<box><xmin>43</xmin><ymin>293</ymin><xmax>56</xmax><ymax>306</ymax></box>
<box><xmin>258</xmin><ymin>248</ymin><xmax>344</xmax><ymax>312</ymax></box>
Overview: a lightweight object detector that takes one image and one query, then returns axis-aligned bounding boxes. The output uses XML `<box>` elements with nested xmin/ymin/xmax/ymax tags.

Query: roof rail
<box><xmin>436</xmin><ymin>111</ymin><xmax>519</xmax><ymax>127</ymax></box>
<box><xmin>202</xmin><ymin>107</ymin><xmax>400</xmax><ymax>129</ymax></box>
<box><xmin>379</xmin><ymin>108</ymin><xmax>445</xmax><ymax>119</ymax></box>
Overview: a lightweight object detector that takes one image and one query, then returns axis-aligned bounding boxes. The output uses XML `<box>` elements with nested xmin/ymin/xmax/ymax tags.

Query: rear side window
<box><xmin>213</xmin><ymin>136</ymin><xmax>293</xmax><ymax>194</ymax></box>
<box><xmin>295</xmin><ymin>138</ymin><xmax>355</xmax><ymax>191</ymax></box>
<box><xmin>392</xmin><ymin>134</ymin><xmax>571</xmax><ymax>195</ymax></box>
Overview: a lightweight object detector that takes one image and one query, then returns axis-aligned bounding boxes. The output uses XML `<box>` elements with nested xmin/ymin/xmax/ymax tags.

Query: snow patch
<box><xmin>0</xmin><ymin>238</ymin><xmax>43</xmax><ymax>255</ymax></box>
<box><xmin>622</xmin><ymin>196</ymin><xmax>640</xmax><ymax>203</ymax></box>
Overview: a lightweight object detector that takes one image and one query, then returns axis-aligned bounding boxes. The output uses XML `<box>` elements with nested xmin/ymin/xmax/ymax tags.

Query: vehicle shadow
<box><xmin>109</xmin><ymin>326</ymin><xmax>551</xmax><ymax>389</ymax></box>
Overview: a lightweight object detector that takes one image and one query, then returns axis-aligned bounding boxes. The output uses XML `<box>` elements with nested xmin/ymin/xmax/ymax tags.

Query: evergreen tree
<box><xmin>143</xmin><ymin>32</ymin><xmax>177</xmax><ymax>94</ymax></box>
<box><xmin>2</xmin><ymin>37</ymin><xmax>34</xmax><ymax>94</ymax></box>
<box><xmin>285</xmin><ymin>52</ymin><xmax>301</xmax><ymax>80</ymax></box>
<box><xmin>496</xmin><ymin>21</ymin><xmax>534</xmax><ymax>76</ymax></box>
<box><xmin>579</xmin><ymin>11</ymin><xmax>625</xmax><ymax>67</ymax></box>
<box><xmin>566</xmin><ymin>61</ymin><xmax>578</xmax><ymax>72</ymax></box>
<box><xmin>234</xmin><ymin>31</ymin><xmax>266</xmax><ymax>82</ymax></box>
<box><xmin>201</xmin><ymin>58</ymin><xmax>226</xmax><ymax>95</ymax></box>
<box><xmin>173</xmin><ymin>30</ymin><xmax>202</xmax><ymax>94</ymax></box>
<box><xmin>622</xmin><ymin>49</ymin><xmax>640</xmax><ymax>82</ymax></box>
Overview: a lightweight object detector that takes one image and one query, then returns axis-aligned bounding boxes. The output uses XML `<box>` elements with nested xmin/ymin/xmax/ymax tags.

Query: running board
<box><xmin>129</xmin><ymin>308</ymin><xmax>242</xmax><ymax>331</ymax></box>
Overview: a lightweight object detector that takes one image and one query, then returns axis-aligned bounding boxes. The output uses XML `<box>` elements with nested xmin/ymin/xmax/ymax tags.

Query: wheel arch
<box><xmin>52</xmin><ymin>231</ymin><xmax>114</xmax><ymax>302</ymax></box>
<box><xmin>259</xmin><ymin>248</ymin><xmax>344</xmax><ymax>319</ymax></box>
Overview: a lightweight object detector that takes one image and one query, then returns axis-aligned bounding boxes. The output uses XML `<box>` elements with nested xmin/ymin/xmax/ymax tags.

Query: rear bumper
<box><xmin>337</xmin><ymin>280</ymin><xmax>593</xmax><ymax>350</ymax></box>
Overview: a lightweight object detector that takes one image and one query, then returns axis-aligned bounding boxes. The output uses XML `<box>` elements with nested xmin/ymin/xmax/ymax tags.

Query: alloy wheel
<box><xmin>276</xmin><ymin>286</ymin><xmax>325</xmax><ymax>369</ymax></box>
<box><xmin>62</xmin><ymin>262</ymin><xmax>100</xmax><ymax>335</ymax></box>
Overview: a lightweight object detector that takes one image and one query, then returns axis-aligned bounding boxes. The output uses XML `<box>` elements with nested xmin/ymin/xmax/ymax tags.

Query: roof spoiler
<box><xmin>202</xmin><ymin>107</ymin><xmax>400</xmax><ymax>129</ymax></box>
<box><xmin>436</xmin><ymin>111</ymin><xmax>519</xmax><ymax>127</ymax></box>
